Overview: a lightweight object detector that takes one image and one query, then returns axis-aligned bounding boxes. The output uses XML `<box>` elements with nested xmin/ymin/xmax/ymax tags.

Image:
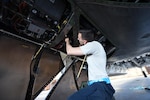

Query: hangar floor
<box><xmin>111</xmin><ymin>67</ymin><xmax>150</xmax><ymax>100</ymax></box>
<box><xmin>35</xmin><ymin>67</ymin><xmax>150</xmax><ymax>100</ymax></box>
<box><xmin>111</xmin><ymin>75</ymin><xmax>150</xmax><ymax>100</ymax></box>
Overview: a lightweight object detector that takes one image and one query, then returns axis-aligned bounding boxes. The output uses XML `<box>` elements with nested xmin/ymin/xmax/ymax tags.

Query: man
<box><xmin>65</xmin><ymin>29</ymin><xmax>115</xmax><ymax>100</ymax></box>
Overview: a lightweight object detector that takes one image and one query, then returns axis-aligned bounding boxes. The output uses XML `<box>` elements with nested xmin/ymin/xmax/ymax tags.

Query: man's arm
<box><xmin>65</xmin><ymin>38</ymin><xmax>84</xmax><ymax>56</ymax></box>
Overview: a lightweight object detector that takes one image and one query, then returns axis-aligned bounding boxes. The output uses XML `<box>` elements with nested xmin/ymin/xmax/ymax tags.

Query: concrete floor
<box><xmin>111</xmin><ymin>76</ymin><xmax>150</xmax><ymax>100</ymax></box>
<box><xmin>110</xmin><ymin>67</ymin><xmax>150</xmax><ymax>100</ymax></box>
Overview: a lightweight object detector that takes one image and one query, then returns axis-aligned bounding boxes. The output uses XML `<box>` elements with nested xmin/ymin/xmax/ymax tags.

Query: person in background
<box><xmin>65</xmin><ymin>29</ymin><xmax>115</xmax><ymax>100</ymax></box>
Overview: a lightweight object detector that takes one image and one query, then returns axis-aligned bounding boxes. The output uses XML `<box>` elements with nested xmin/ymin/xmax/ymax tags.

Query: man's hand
<box><xmin>65</xmin><ymin>37</ymin><xmax>83</xmax><ymax>55</ymax></box>
<box><xmin>65</xmin><ymin>37</ymin><xmax>70</xmax><ymax>44</ymax></box>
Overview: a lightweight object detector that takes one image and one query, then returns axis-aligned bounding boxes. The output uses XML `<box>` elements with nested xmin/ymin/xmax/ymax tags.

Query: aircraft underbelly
<box><xmin>75</xmin><ymin>0</ymin><xmax>150</xmax><ymax>61</ymax></box>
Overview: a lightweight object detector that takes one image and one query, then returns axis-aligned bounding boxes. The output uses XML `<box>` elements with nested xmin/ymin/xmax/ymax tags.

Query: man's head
<box><xmin>78</xmin><ymin>29</ymin><xmax>94</xmax><ymax>45</ymax></box>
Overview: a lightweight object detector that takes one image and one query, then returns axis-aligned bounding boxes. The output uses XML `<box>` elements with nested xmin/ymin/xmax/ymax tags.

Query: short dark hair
<box><xmin>79</xmin><ymin>29</ymin><xmax>94</xmax><ymax>42</ymax></box>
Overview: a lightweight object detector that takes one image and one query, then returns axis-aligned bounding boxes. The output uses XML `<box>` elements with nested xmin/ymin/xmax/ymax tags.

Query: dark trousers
<box><xmin>68</xmin><ymin>82</ymin><xmax>115</xmax><ymax>100</ymax></box>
